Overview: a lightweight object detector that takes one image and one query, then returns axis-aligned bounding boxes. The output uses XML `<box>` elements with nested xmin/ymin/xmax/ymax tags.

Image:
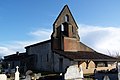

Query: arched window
<box><xmin>61</xmin><ymin>23</ymin><xmax>69</xmax><ymax>36</ymax></box>
<box><xmin>64</xmin><ymin>15</ymin><xmax>69</xmax><ymax>22</ymax></box>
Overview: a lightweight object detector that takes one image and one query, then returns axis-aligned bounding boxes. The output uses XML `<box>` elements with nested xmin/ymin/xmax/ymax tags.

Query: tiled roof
<box><xmin>79</xmin><ymin>42</ymin><xmax>94</xmax><ymax>51</ymax></box>
<box><xmin>54</xmin><ymin>50</ymin><xmax>117</xmax><ymax>61</ymax></box>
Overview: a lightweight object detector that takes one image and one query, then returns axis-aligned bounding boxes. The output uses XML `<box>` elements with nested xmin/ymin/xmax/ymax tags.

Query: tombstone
<box><xmin>64</xmin><ymin>65</ymin><xmax>84</xmax><ymax>80</ymax></box>
<box><xmin>25</xmin><ymin>75</ymin><xmax>31</xmax><ymax>80</ymax></box>
<box><xmin>33</xmin><ymin>74</ymin><xmax>37</xmax><ymax>80</ymax></box>
<box><xmin>103</xmin><ymin>75</ymin><xmax>110</xmax><ymax>80</ymax></box>
<box><xmin>32</xmin><ymin>73</ymin><xmax>40</xmax><ymax>80</ymax></box>
<box><xmin>8</xmin><ymin>63</ymin><xmax>11</xmax><ymax>74</ymax></box>
<box><xmin>118</xmin><ymin>63</ymin><xmax>120</xmax><ymax>80</ymax></box>
<box><xmin>25</xmin><ymin>70</ymin><xmax>33</xmax><ymax>80</ymax></box>
<box><xmin>15</xmin><ymin>66</ymin><xmax>20</xmax><ymax>80</ymax></box>
<box><xmin>0</xmin><ymin>74</ymin><xmax>7</xmax><ymax>80</ymax></box>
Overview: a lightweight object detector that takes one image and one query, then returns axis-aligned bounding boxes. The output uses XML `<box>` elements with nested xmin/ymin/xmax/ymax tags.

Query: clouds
<box><xmin>0</xmin><ymin>42</ymin><xmax>26</xmax><ymax>56</ymax></box>
<box><xmin>0</xmin><ymin>47</ymin><xmax>15</xmax><ymax>56</ymax></box>
<box><xmin>0</xmin><ymin>28</ymin><xmax>52</xmax><ymax>56</ymax></box>
<box><xmin>0</xmin><ymin>24</ymin><xmax>120</xmax><ymax>56</ymax></box>
<box><xmin>29</xmin><ymin>28</ymin><xmax>52</xmax><ymax>40</ymax></box>
<box><xmin>79</xmin><ymin>24</ymin><xmax>120</xmax><ymax>55</ymax></box>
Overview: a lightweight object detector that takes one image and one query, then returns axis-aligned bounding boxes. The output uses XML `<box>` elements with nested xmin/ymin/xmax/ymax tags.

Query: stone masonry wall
<box><xmin>26</xmin><ymin>41</ymin><xmax>54</xmax><ymax>72</ymax></box>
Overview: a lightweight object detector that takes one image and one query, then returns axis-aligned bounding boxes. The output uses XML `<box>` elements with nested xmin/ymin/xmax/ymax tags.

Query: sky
<box><xmin>0</xmin><ymin>0</ymin><xmax>120</xmax><ymax>56</ymax></box>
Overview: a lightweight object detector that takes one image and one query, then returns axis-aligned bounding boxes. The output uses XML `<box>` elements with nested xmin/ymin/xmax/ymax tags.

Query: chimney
<box><xmin>16</xmin><ymin>51</ymin><xmax>19</xmax><ymax>55</ymax></box>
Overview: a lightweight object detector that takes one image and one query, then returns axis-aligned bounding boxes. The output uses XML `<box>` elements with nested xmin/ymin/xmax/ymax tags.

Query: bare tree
<box><xmin>107</xmin><ymin>50</ymin><xmax>120</xmax><ymax>58</ymax></box>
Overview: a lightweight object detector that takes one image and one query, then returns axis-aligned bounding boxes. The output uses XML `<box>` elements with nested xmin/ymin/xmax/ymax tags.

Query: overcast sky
<box><xmin>0</xmin><ymin>0</ymin><xmax>120</xmax><ymax>56</ymax></box>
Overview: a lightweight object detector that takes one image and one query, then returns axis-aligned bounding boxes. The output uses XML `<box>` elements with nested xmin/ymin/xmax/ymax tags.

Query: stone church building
<box><xmin>3</xmin><ymin>5</ymin><xmax>117</xmax><ymax>75</ymax></box>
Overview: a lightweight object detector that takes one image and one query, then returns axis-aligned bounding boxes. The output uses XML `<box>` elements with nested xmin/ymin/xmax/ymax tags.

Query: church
<box><xmin>3</xmin><ymin>5</ymin><xmax>117</xmax><ymax>75</ymax></box>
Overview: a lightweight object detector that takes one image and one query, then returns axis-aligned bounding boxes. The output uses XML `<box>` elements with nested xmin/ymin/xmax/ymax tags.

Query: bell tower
<box><xmin>51</xmin><ymin>5</ymin><xmax>80</xmax><ymax>52</ymax></box>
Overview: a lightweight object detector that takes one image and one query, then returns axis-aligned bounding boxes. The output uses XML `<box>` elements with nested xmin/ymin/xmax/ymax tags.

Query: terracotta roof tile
<box><xmin>54</xmin><ymin>50</ymin><xmax>117</xmax><ymax>61</ymax></box>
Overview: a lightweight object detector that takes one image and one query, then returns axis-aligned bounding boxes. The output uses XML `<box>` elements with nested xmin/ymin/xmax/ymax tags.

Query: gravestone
<box><xmin>25</xmin><ymin>75</ymin><xmax>31</xmax><ymax>80</ymax></box>
<box><xmin>33</xmin><ymin>74</ymin><xmax>37</xmax><ymax>80</ymax></box>
<box><xmin>103</xmin><ymin>75</ymin><xmax>110</xmax><ymax>80</ymax></box>
<box><xmin>32</xmin><ymin>73</ymin><xmax>41</xmax><ymax>80</ymax></box>
<box><xmin>64</xmin><ymin>65</ymin><xmax>83</xmax><ymax>80</ymax></box>
<box><xmin>15</xmin><ymin>66</ymin><xmax>20</xmax><ymax>80</ymax></box>
<box><xmin>0</xmin><ymin>74</ymin><xmax>7</xmax><ymax>80</ymax></box>
<box><xmin>118</xmin><ymin>63</ymin><xmax>120</xmax><ymax>80</ymax></box>
<box><xmin>25</xmin><ymin>70</ymin><xmax>33</xmax><ymax>80</ymax></box>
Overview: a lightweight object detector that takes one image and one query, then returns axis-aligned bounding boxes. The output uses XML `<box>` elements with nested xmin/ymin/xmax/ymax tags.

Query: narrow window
<box><xmin>59</xmin><ymin>58</ymin><xmax>63</xmax><ymax>72</ymax></box>
<box><xmin>61</xmin><ymin>24</ymin><xmax>64</xmax><ymax>31</ymax></box>
<box><xmin>35</xmin><ymin>55</ymin><xmax>38</xmax><ymax>64</ymax></box>
<box><xmin>72</xmin><ymin>26</ymin><xmax>74</xmax><ymax>33</ymax></box>
<box><xmin>40</xmin><ymin>55</ymin><xmax>42</xmax><ymax>68</ymax></box>
<box><xmin>72</xmin><ymin>26</ymin><xmax>76</xmax><ymax>37</ymax></box>
<box><xmin>47</xmin><ymin>54</ymin><xmax>49</xmax><ymax>62</ymax></box>
<box><xmin>64</xmin><ymin>15</ymin><xmax>69</xmax><ymax>22</ymax></box>
<box><xmin>12</xmin><ymin>62</ymin><xmax>14</xmax><ymax>69</ymax></box>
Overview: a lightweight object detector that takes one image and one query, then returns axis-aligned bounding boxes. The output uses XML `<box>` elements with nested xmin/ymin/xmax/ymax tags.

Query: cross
<box><xmin>16</xmin><ymin>66</ymin><xmax>19</xmax><ymax>72</ymax></box>
<box><xmin>15</xmin><ymin>66</ymin><xmax>20</xmax><ymax>80</ymax></box>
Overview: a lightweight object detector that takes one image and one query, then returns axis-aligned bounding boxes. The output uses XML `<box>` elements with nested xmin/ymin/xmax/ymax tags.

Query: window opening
<box><xmin>59</xmin><ymin>58</ymin><xmax>63</xmax><ymax>72</ymax></box>
<box><xmin>47</xmin><ymin>54</ymin><xmax>49</xmax><ymax>62</ymax></box>
<box><xmin>61</xmin><ymin>24</ymin><xmax>64</xmax><ymax>31</ymax></box>
<box><xmin>72</xmin><ymin>26</ymin><xmax>74</xmax><ymax>33</ymax></box>
<box><xmin>64</xmin><ymin>15</ymin><xmax>69</xmax><ymax>22</ymax></box>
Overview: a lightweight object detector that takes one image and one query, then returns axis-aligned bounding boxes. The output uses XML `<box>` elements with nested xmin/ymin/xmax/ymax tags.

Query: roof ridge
<box><xmin>25</xmin><ymin>39</ymin><xmax>51</xmax><ymax>48</ymax></box>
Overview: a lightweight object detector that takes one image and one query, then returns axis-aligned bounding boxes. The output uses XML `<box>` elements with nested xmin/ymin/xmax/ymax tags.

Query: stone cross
<box><xmin>16</xmin><ymin>66</ymin><xmax>19</xmax><ymax>72</ymax></box>
<box><xmin>15</xmin><ymin>66</ymin><xmax>20</xmax><ymax>80</ymax></box>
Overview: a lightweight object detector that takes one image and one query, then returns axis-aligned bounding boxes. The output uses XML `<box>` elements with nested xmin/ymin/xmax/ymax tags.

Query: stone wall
<box><xmin>53</xmin><ymin>52</ymin><xmax>72</xmax><ymax>72</ymax></box>
<box><xmin>63</xmin><ymin>37</ymin><xmax>79</xmax><ymax>52</ymax></box>
<box><xmin>27</xmin><ymin>41</ymin><xmax>53</xmax><ymax>72</ymax></box>
<box><xmin>26</xmin><ymin>41</ymin><xmax>72</xmax><ymax>73</ymax></box>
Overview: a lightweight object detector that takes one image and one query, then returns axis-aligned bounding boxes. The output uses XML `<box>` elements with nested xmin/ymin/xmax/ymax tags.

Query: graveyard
<box><xmin>0</xmin><ymin>4</ymin><xmax>119</xmax><ymax>80</ymax></box>
<box><xmin>0</xmin><ymin>64</ymin><xmax>119</xmax><ymax>80</ymax></box>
